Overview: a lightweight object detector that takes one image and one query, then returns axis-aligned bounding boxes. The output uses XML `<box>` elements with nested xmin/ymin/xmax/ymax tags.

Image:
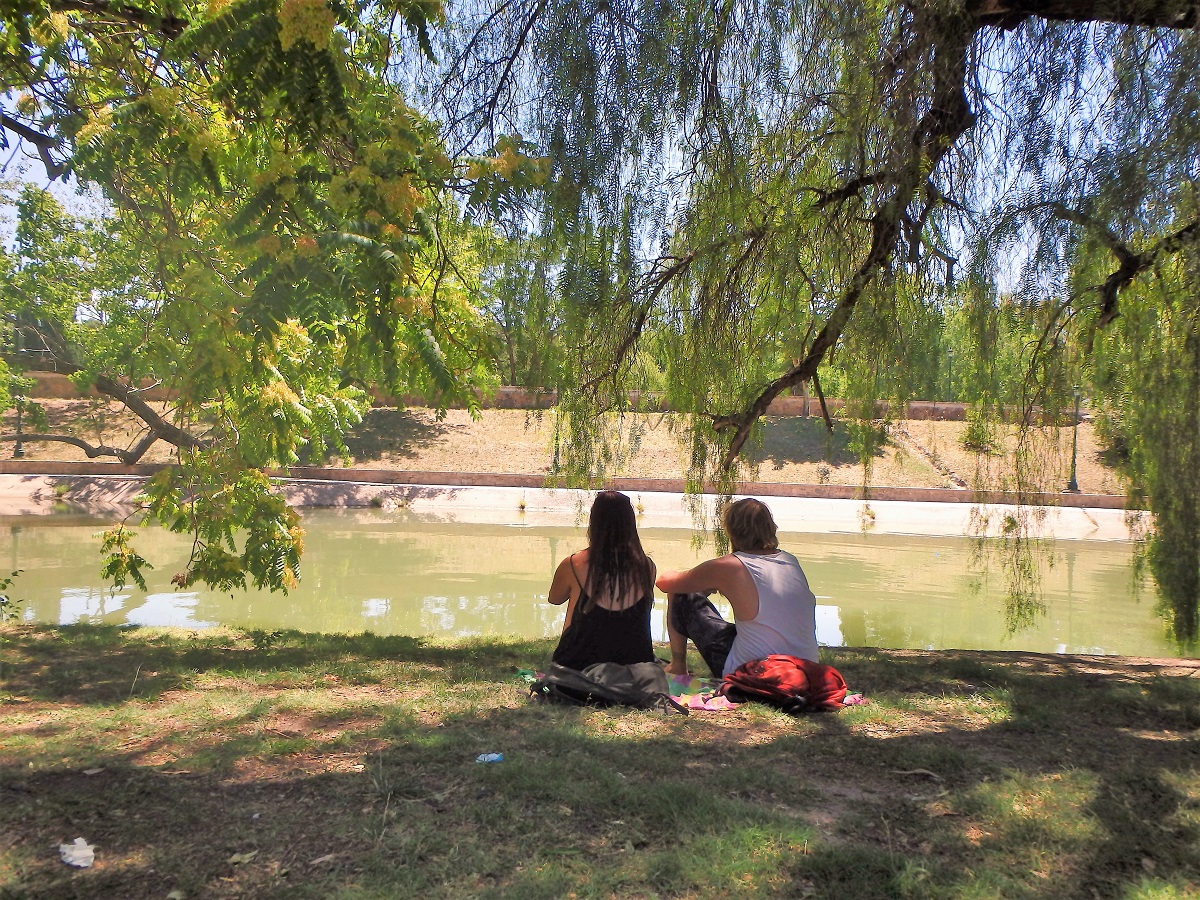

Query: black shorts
<box><xmin>669</xmin><ymin>592</ymin><xmax>737</xmax><ymax>677</ymax></box>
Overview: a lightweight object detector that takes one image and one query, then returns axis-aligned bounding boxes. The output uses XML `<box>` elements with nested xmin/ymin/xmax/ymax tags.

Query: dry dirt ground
<box><xmin>3</xmin><ymin>399</ymin><xmax>1124</xmax><ymax>495</ymax></box>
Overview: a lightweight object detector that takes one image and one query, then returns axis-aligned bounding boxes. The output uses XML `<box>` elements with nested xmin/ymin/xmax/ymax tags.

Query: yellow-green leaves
<box><xmin>99</xmin><ymin>526</ymin><xmax>153</xmax><ymax>592</ymax></box>
<box><xmin>277</xmin><ymin>0</ymin><xmax>336</xmax><ymax>51</ymax></box>
<box><xmin>465</xmin><ymin>135</ymin><xmax>551</xmax><ymax>219</ymax></box>
<box><xmin>143</xmin><ymin>465</ymin><xmax>304</xmax><ymax>594</ymax></box>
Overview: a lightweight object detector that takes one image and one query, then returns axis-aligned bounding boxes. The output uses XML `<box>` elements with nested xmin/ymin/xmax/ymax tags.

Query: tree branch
<box><xmin>714</xmin><ymin>20</ymin><xmax>978</xmax><ymax>470</ymax></box>
<box><xmin>974</xmin><ymin>0</ymin><xmax>1198</xmax><ymax>29</ymax></box>
<box><xmin>13</xmin><ymin>317</ymin><xmax>200</xmax><ymax>450</ymax></box>
<box><xmin>812</xmin><ymin>369</ymin><xmax>834</xmax><ymax>432</ymax></box>
<box><xmin>579</xmin><ymin>226</ymin><xmax>768</xmax><ymax>394</ymax></box>
<box><xmin>0</xmin><ymin>113</ymin><xmax>68</xmax><ymax>180</ymax></box>
<box><xmin>813</xmin><ymin>172</ymin><xmax>895</xmax><ymax>209</ymax></box>
<box><xmin>51</xmin><ymin>0</ymin><xmax>188</xmax><ymax>39</ymax></box>
<box><xmin>452</xmin><ymin>0</ymin><xmax>549</xmax><ymax>154</ymax></box>
<box><xmin>1039</xmin><ymin>203</ymin><xmax>1200</xmax><ymax>333</ymax></box>
<box><xmin>0</xmin><ymin>431</ymin><xmax>159</xmax><ymax>463</ymax></box>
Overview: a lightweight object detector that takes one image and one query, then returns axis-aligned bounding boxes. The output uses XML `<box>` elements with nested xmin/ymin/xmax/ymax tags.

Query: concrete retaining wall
<box><xmin>0</xmin><ymin>460</ymin><xmax>1131</xmax><ymax>509</ymax></box>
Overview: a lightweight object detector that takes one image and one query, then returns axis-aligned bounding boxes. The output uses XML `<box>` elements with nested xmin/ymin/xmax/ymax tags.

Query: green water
<box><xmin>0</xmin><ymin>508</ymin><xmax>1177</xmax><ymax>657</ymax></box>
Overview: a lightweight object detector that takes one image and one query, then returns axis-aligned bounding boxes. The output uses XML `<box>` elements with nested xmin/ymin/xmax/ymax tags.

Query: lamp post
<box><xmin>946</xmin><ymin>349</ymin><xmax>954</xmax><ymax>401</ymax></box>
<box><xmin>1065</xmin><ymin>385</ymin><xmax>1080</xmax><ymax>493</ymax></box>
<box><xmin>12</xmin><ymin>394</ymin><xmax>25</xmax><ymax>459</ymax></box>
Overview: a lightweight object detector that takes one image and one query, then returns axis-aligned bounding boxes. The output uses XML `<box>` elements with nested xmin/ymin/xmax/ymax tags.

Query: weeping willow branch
<box><xmin>714</xmin><ymin>20</ymin><xmax>979</xmax><ymax>470</ymax></box>
<box><xmin>580</xmin><ymin>226</ymin><xmax>769</xmax><ymax>394</ymax></box>
<box><xmin>1036</xmin><ymin>202</ymin><xmax>1200</xmax><ymax>337</ymax></box>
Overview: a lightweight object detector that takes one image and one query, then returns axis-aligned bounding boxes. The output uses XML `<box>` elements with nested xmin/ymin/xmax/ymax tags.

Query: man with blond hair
<box><xmin>657</xmin><ymin>497</ymin><xmax>819</xmax><ymax>678</ymax></box>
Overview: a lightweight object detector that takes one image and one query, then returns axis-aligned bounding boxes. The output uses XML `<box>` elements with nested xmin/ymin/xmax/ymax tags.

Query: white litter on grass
<box><xmin>59</xmin><ymin>837</ymin><xmax>95</xmax><ymax>868</ymax></box>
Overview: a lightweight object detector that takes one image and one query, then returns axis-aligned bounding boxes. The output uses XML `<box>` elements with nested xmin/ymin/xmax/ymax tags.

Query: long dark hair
<box><xmin>583</xmin><ymin>490</ymin><xmax>653</xmax><ymax>612</ymax></box>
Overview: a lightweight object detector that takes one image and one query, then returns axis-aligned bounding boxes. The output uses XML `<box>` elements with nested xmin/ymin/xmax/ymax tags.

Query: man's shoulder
<box><xmin>733</xmin><ymin>550</ymin><xmax>797</xmax><ymax>563</ymax></box>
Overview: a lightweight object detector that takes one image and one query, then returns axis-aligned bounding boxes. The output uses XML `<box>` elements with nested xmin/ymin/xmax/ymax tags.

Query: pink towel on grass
<box><xmin>667</xmin><ymin>673</ymin><xmax>741</xmax><ymax>711</ymax></box>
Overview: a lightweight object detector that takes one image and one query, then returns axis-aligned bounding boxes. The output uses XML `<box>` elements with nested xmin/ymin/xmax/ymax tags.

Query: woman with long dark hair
<box><xmin>546</xmin><ymin>490</ymin><xmax>657</xmax><ymax>670</ymax></box>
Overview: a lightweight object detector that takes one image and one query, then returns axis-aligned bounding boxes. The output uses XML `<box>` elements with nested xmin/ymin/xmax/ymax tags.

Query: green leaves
<box><xmin>0</xmin><ymin>568</ymin><xmax>22</xmax><ymax>622</ymax></box>
<box><xmin>2</xmin><ymin>0</ymin><xmax>502</xmax><ymax>595</ymax></box>
<box><xmin>99</xmin><ymin>527</ymin><xmax>152</xmax><ymax>592</ymax></box>
<box><xmin>143</xmin><ymin>465</ymin><xmax>304</xmax><ymax>594</ymax></box>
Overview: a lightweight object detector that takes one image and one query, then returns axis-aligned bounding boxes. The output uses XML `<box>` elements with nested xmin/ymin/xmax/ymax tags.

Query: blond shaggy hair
<box><xmin>723</xmin><ymin>498</ymin><xmax>779</xmax><ymax>553</ymax></box>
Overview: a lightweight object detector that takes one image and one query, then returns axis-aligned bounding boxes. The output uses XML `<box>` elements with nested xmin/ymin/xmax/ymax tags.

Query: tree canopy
<box><xmin>425</xmin><ymin>0</ymin><xmax>1199</xmax><ymax>639</ymax></box>
<box><xmin>0</xmin><ymin>0</ymin><xmax>538</xmax><ymax>590</ymax></box>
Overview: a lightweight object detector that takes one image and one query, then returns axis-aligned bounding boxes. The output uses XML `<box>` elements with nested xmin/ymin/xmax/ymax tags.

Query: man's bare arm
<box><xmin>658</xmin><ymin>556</ymin><xmax>760</xmax><ymax>620</ymax></box>
<box><xmin>656</xmin><ymin>558</ymin><xmax>730</xmax><ymax>595</ymax></box>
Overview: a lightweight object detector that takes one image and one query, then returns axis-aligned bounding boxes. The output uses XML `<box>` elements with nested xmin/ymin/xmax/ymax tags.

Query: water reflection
<box><xmin>0</xmin><ymin>509</ymin><xmax>1173</xmax><ymax>657</ymax></box>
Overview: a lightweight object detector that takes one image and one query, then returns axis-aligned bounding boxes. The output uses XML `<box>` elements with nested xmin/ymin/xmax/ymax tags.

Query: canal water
<box><xmin>0</xmin><ymin>508</ymin><xmax>1174</xmax><ymax>657</ymax></box>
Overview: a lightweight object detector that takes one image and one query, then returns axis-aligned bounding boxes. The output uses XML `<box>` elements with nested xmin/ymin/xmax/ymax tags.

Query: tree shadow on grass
<box><xmin>3</xmin><ymin>630</ymin><xmax>1200</xmax><ymax>899</ymax></box>
<box><xmin>743</xmin><ymin>418</ymin><xmax>873</xmax><ymax>470</ymax></box>
<box><xmin>0</xmin><ymin>625</ymin><xmax>549</xmax><ymax>705</ymax></box>
<box><xmin>338</xmin><ymin>408</ymin><xmax>453</xmax><ymax>464</ymax></box>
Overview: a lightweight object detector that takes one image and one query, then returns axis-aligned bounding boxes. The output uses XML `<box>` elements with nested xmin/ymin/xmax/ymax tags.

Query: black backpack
<box><xmin>530</xmin><ymin>662</ymin><xmax>688</xmax><ymax>715</ymax></box>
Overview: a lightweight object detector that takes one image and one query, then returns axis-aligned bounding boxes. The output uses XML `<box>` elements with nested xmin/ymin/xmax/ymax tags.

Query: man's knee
<box><xmin>668</xmin><ymin>592</ymin><xmax>711</xmax><ymax>637</ymax></box>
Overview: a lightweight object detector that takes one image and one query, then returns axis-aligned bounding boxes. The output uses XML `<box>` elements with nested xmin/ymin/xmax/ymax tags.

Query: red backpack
<box><xmin>721</xmin><ymin>655</ymin><xmax>848</xmax><ymax>713</ymax></box>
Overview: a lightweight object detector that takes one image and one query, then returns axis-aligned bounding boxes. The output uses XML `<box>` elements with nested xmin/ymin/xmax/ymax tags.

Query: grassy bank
<box><xmin>1</xmin><ymin>625</ymin><xmax>1198</xmax><ymax>899</ymax></box>
<box><xmin>4</xmin><ymin>401</ymin><xmax>1126</xmax><ymax>494</ymax></box>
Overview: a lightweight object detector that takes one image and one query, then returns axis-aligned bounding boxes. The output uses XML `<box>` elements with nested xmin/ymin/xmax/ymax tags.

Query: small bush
<box><xmin>960</xmin><ymin>412</ymin><xmax>999</xmax><ymax>454</ymax></box>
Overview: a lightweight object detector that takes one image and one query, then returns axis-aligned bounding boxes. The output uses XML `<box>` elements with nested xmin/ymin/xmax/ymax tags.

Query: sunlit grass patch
<box><xmin>949</xmin><ymin>770</ymin><xmax>1110</xmax><ymax>892</ymax></box>
<box><xmin>886</xmin><ymin>693</ymin><xmax>1015</xmax><ymax>732</ymax></box>
<box><xmin>637</xmin><ymin>824</ymin><xmax>816</xmax><ymax>895</ymax></box>
<box><xmin>959</xmin><ymin>770</ymin><xmax>1101</xmax><ymax>836</ymax></box>
<box><xmin>1123</xmin><ymin>879</ymin><xmax>1200</xmax><ymax>899</ymax></box>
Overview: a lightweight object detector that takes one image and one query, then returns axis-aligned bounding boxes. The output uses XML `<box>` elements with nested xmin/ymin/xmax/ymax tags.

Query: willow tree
<box><xmin>1</xmin><ymin>0</ymin><xmax>544</xmax><ymax>591</ymax></box>
<box><xmin>427</xmin><ymin>0</ymin><xmax>1200</xmax><ymax>638</ymax></box>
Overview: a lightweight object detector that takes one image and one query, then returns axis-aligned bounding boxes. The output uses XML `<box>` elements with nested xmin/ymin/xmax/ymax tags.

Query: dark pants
<box><xmin>669</xmin><ymin>593</ymin><xmax>737</xmax><ymax>677</ymax></box>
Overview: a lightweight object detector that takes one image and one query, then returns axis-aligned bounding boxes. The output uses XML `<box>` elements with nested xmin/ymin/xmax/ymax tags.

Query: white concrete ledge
<box><xmin>0</xmin><ymin>473</ymin><xmax>1144</xmax><ymax>542</ymax></box>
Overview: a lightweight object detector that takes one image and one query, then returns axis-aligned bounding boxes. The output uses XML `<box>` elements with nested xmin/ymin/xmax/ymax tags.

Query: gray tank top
<box><xmin>724</xmin><ymin>550</ymin><xmax>819</xmax><ymax>675</ymax></box>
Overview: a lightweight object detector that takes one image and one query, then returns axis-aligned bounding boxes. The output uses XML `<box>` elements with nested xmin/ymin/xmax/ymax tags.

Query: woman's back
<box><xmin>547</xmin><ymin>491</ymin><xmax>658</xmax><ymax>670</ymax></box>
<box><xmin>552</xmin><ymin>553</ymin><xmax>655</xmax><ymax>669</ymax></box>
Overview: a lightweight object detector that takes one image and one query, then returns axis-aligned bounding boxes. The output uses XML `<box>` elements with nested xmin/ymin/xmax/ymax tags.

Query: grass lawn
<box><xmin>1</xmin><ymin>625</ymin><xmax>1198</xmax><ymax>899</ymax></box>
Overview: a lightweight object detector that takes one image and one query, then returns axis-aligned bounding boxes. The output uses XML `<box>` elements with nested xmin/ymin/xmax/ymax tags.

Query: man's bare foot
<box><xmin>665</xmin><ymin>662</ymin><xmax>690</xmax><ymax>677</ymax></box>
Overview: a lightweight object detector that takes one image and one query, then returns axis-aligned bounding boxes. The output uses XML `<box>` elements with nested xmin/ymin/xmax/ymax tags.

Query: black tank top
<box><xmin>551</xmin><ymin>558</ymin><xmax>656</xmax><ymax>670</ymax></box>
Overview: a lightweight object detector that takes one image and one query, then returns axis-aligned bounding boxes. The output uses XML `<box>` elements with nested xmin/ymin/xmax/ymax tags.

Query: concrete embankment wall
<box><xmin>0</xmin><ymin>459</ymin><xmax>1128</xmax><ymax>508</ymax></box>
<box><xmin>0</xmin><ymin>467</ymin><xmax>1139</xmax><ymax>542</ymax></box>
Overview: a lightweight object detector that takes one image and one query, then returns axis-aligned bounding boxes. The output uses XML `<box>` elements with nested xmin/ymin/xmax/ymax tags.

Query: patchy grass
<box><xmin>1</xmin><ymin>625</ymin><xmax>1198</xmax><ymax>898</ymax></box>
